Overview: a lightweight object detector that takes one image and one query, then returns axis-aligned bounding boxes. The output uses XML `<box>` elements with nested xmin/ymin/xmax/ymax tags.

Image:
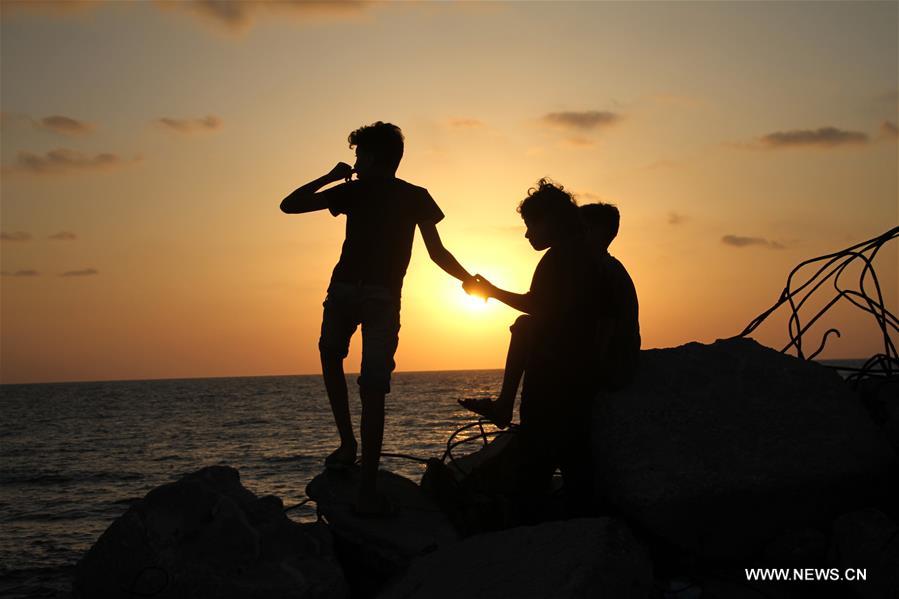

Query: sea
<box><xmin>0</xmin><ymin>370</ymin><xmax>505</xmax><ymax>598</ymax></box>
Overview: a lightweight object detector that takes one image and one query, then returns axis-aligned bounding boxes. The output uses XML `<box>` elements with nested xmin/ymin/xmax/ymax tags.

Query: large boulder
<box><xmin>306</xmin><ymin>468</ymin><xmax>459</xmax><ymax>591</ymax></box>
<box><xmin>74</xmin><ymin>466</ymin><xmax>348</xmax><ymax>599</ymax></box>
<box><xmin>378</xmin><ymin>517</ymin><xmax>652</xmax><ymax>599</ymax></box>
<box><xmin>830</xmin><ymin>509</ymin><xmax>899</xmax><ymax>598</ymax></box>
<box><xmin>593</xmin><ymin>337</ymin><xmax>896</xmax><ymax>560</ymax></box>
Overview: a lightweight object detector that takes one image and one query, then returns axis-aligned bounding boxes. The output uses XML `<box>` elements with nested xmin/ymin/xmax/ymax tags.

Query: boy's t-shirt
<box><xmin>321</xmin><ymin>177</ymin><xmax>444</xmax><ymax>296</ymax></box>
<box><xmin>526</xmin><ymin>241</ymin><xmax>597</xmax><ymax>375</ymax></box>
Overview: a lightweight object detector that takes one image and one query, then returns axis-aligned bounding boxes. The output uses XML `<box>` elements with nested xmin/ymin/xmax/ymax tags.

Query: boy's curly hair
<box><xmin>517</xmin><ymin>178</ymin><xmax>580</xmax><ymax>231</ymax></box>
<box><xmin>348</xmin><ymin>121</ymin><xmax>404</xmax><ymax>172</ymax></box>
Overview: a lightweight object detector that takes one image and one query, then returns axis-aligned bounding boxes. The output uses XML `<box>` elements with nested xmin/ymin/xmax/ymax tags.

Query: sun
<box><xmin>458</xmin><ymin>289</ymin><xmax>490</xmax><ymax>312</ymax></box>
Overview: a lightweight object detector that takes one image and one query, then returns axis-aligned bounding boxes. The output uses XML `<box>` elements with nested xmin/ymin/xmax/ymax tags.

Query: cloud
<box><xmin>722</xmin><ymin>235</ymin><xmax>784</xmax><ymax>249</ymax></box>
<box><xmin>574</xmin><ymin>191</ymin><xmax>603</xmax><ymax>202</ymax></box>
<box><xmin>35</xmin><ymin>115</ymin><xmax>95</xmax><ymax>136</ymax></box>
<box><xmin>155</xmin><ymin>0</ymin><xmax>372</xmax><ymax>33</ymax></box>
<box><xmin>48</xmin><ymin>231</ymin><xmax>78</xmax><ymax>241</ymax></box>
<box><xmin>562</xmin><ymin>136</ymin><xmax>595</xmax><ymax>148</ymax></box>
<box><xmin>541</xmin><ymin>111</ymin><xmax>621</xmax><ymax>131</ymax></box>
<box><xmin>447</xmin><ymin>118</ymin><xmax>485</xmax><ymax>129</ymax></box>
<box><xmin>1</xmin><ymin>231</ymin><xmax>32</xmax><ymax>242</ymax></box>
<box><xmin>645</xmin><ymin>159</ymin><xmax>679</xmax><ymax>170</ymax></box>
<box><xmin>758</xmin><ymin>127</ymin><xmax>868</xmax><ymax>149</ymax></box>
<box><xmin>1</xmin><ymin>270</ymin><xmax>39</xmax><ymax>277</ymax></box>
<box><xmin>0</xmin><ymin>1</ymin><xmax>99</xmax><ymax>16</ymax></box>
<box><xmin>880</xmin><ymin>120</ymin><xmax>898</xmax><ymax>139</ymax></box>
<box><xmin>668</xmin><ymin>212</ymin><xmax>687</xmax><ymax>225</ymax></box>
<box><xmin>60</xmin><ymin>268</ymin><xmax>98</xmax><ymax>277</ymax></box>
<box><xmin>154</xmin><ymin>115</ymin><xmax>223</xmax><ymax>134</ymax></box>
<box><xmin>3</xmin><ymin>149</ymin><xmax>137</xmax><ymax>175</ymax></box>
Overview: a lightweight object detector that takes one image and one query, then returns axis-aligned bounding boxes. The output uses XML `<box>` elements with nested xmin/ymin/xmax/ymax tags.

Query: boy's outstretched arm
<box><xmin>280</xmin><ymin>162</ymin><xmax>352</xmax><ymax>214</ymax></box>
<box><xmin>463</xmin><ymin>275</ymin><xmax>533</xmax><ymax>314</ymax></box>
<box><xmin>419</xmin><ymin>222</ymin><xmax>472</xmax><ymax>283</ymax></box>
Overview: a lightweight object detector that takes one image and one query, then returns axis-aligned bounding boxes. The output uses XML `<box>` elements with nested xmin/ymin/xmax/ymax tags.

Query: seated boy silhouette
<box><xmin>461</xmin><ymin>180</ymin><xmax>598</xmax><ymax>516</ymax></box>
<box><xmin>461</xmin><ymin>201</ymin><xmax>640</xmax><ymax>428</ymax></box>
<box><xmin>280</xmin><ymin>122</ymin><xmax>473</xmax><ymax>515</ymax></box>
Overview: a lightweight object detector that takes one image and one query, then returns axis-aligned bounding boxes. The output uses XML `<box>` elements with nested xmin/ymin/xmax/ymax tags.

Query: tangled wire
<box><xmin>739</xmin><ymin>226</ymin><xmax>898</xmax><ymax>385</ymax></box>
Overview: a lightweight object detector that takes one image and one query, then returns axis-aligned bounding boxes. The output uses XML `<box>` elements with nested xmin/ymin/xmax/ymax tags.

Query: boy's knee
<box><xmin>357</xmin><ymin>375</ymin><xmax>391</xmax><ymax>395</ymax></box>
<box><xmin>319</xmin><ymin>339</ymin><xmax>349</xmax><ymax>362</ymax></box>
<box><xmin>510</xmin><ymin>314</ymin><xmax>532</xmax><ymax>333</ymax></box>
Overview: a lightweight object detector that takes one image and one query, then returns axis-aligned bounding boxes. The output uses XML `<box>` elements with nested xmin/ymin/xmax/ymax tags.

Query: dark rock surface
<box><xmin>74</xmin><ymin>466</ymin><xmax>348</xmax><ymax>599</ymax></box>
<box><xmin>306</xmin><ymin>468</ymin><xmax>459</xmax><ymax>590</ymax></box>
<box><xmin>593</xmin><ymin>337</ymin><xmax>896</xmax><ymax>560</ymax></box>
<box><xmin>830</xmin><ymin>509</ymin><xmax>899</xmax><ymax>599</ymax></box>
<box><xmin>378</xmin><ymin>517</ymin><xmax>652</xmax><ymax>599</ymax></box>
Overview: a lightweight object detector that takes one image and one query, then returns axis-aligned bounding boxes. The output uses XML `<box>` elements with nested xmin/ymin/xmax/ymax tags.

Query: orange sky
<box><xmin>1</xmin><ymin>1</ymin><xmax>897</xmax><ymax>384</ymax></box>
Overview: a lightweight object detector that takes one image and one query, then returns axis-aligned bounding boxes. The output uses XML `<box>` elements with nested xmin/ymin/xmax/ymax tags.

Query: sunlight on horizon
<box><xmin>0</xmin><ymin>1</ymin><xmax>895</xmax><ymax>384</ymax></box>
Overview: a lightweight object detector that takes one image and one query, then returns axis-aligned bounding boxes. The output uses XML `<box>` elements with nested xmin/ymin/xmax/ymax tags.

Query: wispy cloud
<box><xmin>880</xmin><ymin>120</ymin><xmax>898</xmax><ymax>140</ymax></box>
<box><xmin>154</xmin><ymin>115</ymin><xmax>223</xmax><ymax>134</ymax></box>
<box><xmin>541</xmin><ymin>110</ymin><xmax>621</xmax><ymax>131</ymax></box>
<box><xmin>757</xmin><ymin>126</ymin><xmax>868</xmax><ymax>149</ymax></box>
<box><xmin>1</xmin><ymin>231</ymin><xmax>32</xmax><ymax>242</ymax></box>
<box><xmin>722</xmin><ymin>234</ymin><xmax>784</xmax><ymax>249</ymax></box>
<box><xmin>60</xmin><ymin>268</ymin><xmax>99</xmax><ymax>277</ymax></box>
<box><xmin>35</xmin><ymin>115</ymin><xmax>95</xmax><ymax>136</ymax></box>
<box><xmin>155</xmin><ymin>0</ymin><xmax>373</xmax><ymax>33</ymax></box>
<box><xmin>574</xmin><ymin>190</ymin><xmax>603</xmax><ymax>202</ymax></box>
<box><xmin>3</xmin><ymin>149</ymin><xmax>138</xmax><ymax>175</ymax></box>
<box><xmin>48</xmin><ymin>231</ymin><xmax>78</xmax><ymax>241</ymax></box>
<box><xmin>0</xmin><ymin>1</ymin><xmax>99</xmax><ymax>16</ymax></box>
<box><xmin>447</xmin><ymin>118</ymin><xmax>485</xmax><ymax>129</ymax></box>
<box><xmin>1</xmin><ymin>270</ymin><xmax>40</xmax><ymax>277</ymax></box>
<box><xmin>645</xmin><ymin>159</ymin><xmax>679</xmax><ymax>170</ymax></box>
<box><xmin>668</xmin><ymin>212</ymin><xmax>687</xmax><ymax>225</ymax></box>
<box><xmin>562</xmin><ymin>136</ymin><xmax>595</xmax><ymax>148</ymax></box>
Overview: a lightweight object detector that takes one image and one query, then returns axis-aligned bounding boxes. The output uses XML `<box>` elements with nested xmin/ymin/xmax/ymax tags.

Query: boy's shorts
<box><xmin>318</xmin><ymin>281</ymin><xmax>401</xmax><ymax>393</ymax></box>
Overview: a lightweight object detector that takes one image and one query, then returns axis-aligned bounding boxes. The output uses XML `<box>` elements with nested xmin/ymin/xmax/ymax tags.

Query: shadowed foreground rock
<box><xmin>74</xmin><ymin>466</ymin><xmax>348</xmax><ymax>599</ymax></box>
<box><xmin>306</xmin><ymin>468</ymin><xmax>459</xmax><ymax>590</ymax></box>
<box><xmin>378</xmin><ymin>517</ymin><xmax>652</xmax><ymax>599</ymax></box>
<box><xmin>830</xmin><ymin>509</ymin><xmax>899</xmax><ymax>599</ymax></box>
<box><xmin>593</xmin><ymin>337</ymin><xmax>896</xmax><ymax>561</ymax></box>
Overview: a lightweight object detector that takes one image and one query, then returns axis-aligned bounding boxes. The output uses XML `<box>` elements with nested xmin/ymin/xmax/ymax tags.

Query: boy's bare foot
<box><xmin>325</xmin><ymin>441</ymin><xmax>357</xmax><ymax>471</ymax></box>
<box><xmin>458</xmin><ymin>397</ymin><xmax>513</xmax><ymax>429</ymax></box>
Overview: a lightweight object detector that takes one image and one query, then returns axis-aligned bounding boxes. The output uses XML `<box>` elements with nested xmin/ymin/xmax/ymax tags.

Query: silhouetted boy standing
<box><xmin>280</xmin><ymin>122</ymin><xmax>472</xmax><ymax>515</ymax></box>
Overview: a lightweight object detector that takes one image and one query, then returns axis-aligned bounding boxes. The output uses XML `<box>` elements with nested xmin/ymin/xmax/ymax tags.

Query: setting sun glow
<box><xmin>0</xmin><ymin>1</ymin><xmax>895</xmax><ymax>384</ymax></box>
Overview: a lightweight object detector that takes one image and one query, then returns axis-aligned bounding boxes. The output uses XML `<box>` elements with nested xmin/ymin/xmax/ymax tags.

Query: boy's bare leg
<box><xmin>321</xmin><ymin>355</ymin><xmax>357</xmax><ymax>464</ymax></box>
<box><xmin>493</xmin><ymin>318</ymin><xmax>529</xmax><ymax>423</ymax></box>
<box><xmin>459</xmin><ymin>318</ymin><xmax>528</xmax><ymax>428</ymax></box>
<box><xmin>495</xmin><ymin>322</ymin><xmax>528</xmax><ymax>417</ymax></box>
<box><xmin>357</xmin><ymin>386</ymin><xmax>385</xmax><ymax>509</ymax></box>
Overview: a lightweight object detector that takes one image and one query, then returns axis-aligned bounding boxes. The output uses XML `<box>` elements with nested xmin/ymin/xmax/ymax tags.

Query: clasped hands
<box><xmin>463</xmin><ymin>273</ymin><xmax>494</xmax><ymax>300</ymax></box>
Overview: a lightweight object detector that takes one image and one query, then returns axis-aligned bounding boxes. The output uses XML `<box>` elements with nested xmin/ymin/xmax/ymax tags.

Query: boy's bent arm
<box><xmin>486</xmin><ymin>286</ymin><xmax>533</xmax><ymax>314</ymax></box>
<box><xmin>418</xmin><ymin>221</ymin><xmax>472</xmax><ymax>282</ymax></box>
<box><xmin>280</xmin><ymin>162</ymin><xmax>351</xmax><ymax>214</ymax></box>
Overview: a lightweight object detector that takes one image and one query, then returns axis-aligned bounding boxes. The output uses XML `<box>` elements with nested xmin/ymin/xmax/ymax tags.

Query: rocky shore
<box><xmin>73</xmin><ymin>338</ymin><xmax>899</xmax><ymax>598</ymax></box>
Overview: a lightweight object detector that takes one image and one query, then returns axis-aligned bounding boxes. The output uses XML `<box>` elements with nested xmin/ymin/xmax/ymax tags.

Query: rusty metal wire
<box><xmin>739</xmin><ymin>226</ymin><xmax>898</xmax><ymax>384</ymax></box>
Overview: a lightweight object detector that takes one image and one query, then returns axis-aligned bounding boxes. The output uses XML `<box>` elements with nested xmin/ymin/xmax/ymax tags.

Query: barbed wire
<box><xmin>739</xmin><ymin>226</ymin><xmax>898</xmax><ymax>384</ymax></box>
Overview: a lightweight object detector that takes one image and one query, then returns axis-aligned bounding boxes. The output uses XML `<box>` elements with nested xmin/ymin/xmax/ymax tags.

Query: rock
<box><xmin>74</xmin><ymin>465</ymin><xmax>348</xmax><ymax>599</ymax></box>
<box><xmin>593</xmin><ymin>337</ymin><xmax>896</xmax><ymax>560</ymax></box>
<box><xmin>859</xmin><ymin>376</ymin><xmax>899</xmax><ymax>453</ymax></box>
<box><xmin>830</xmin><ymin>509</ymin><xmax>899</xmax><ymax>599</ymax></box>
<box><xmin>762</xmin><ymin>528</ymin><xmax>829</xmax><ymax>568</ymax></box>
<box><xmin>378</xmin><ymin>517</ymin><xmax>652</xmax><ymax>599</ymax></box>
<box><xmin>306</xmin><ymin>468</ymin><xmax>460</xmax><ymax>591</ymax></box>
